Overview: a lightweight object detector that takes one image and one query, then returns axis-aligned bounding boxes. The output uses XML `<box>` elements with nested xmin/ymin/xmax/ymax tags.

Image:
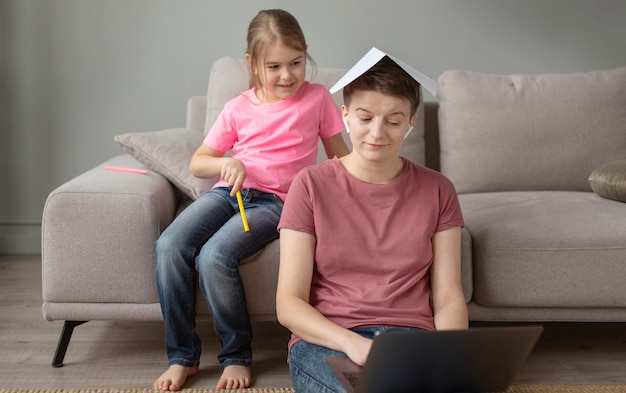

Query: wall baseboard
<box><xmin>0</xmin><ymin>222</ymin><xmax>41</xmax><ymax>254</ymax></box>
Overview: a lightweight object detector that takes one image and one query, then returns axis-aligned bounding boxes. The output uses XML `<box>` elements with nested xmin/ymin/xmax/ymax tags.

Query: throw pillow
<box><xmin>114</xmin><ymin>128</ymin><xmax>215</xmax><ymax>200</ymax></box>
<box><xmin>589</xmin><ymin>160</ymin><xmax>626</xmax><ymax>203</ymax></box>
<box><xmin>437</xmin><ymin>67</ymin><xmax>626</xmax><ymax>193</ymax></box>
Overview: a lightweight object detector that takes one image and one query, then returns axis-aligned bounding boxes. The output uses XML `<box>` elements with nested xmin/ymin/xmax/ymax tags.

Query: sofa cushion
<box><xmin>589</xmin><ymin>160</ymin><xmax>626</xmax><ymax>203</ymax></box>
<box><xmin>437</xmin><ymin>67</ymin><xmax>626</xmax><ymax>193</ymax></box>
<box><xmin>460</xmin><ymin>191</ymin><xmax>626</xmax><ymax>308</ymax></box>
<box><xmin>114</xmin><ymin>128</ymin><xmax>216</xmax><ymax>200</ymax></box>
<box><xmin>204</xmin><ymin>56</ymin><xmax>427</xmax><ymax>166</ymax></box>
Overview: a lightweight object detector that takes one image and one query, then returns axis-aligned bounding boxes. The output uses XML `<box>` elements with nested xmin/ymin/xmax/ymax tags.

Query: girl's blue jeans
<box><xmin>289</xmin><ymin>327</ymin><xmax>420</xmax><ymax>393</ymax></box>
<box><xmin>155</xmin><ymin>187</ymin><xmax>283</xmax><ymax>368</ymax></box>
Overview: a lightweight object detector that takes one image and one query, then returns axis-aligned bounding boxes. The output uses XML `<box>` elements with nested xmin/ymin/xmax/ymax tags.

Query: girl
<box><xmin>153</xmin><ymin>9</ymin><xmax>348</xmax><ymax>391</ymax></box>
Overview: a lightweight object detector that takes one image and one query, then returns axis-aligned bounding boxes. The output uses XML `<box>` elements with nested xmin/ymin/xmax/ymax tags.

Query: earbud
<box><xmin>404</xmin><ymin>125</ymin><xmax>414</xmax><ymax>140</ymax></box>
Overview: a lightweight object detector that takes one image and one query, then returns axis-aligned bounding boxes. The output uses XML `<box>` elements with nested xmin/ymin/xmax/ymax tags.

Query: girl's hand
<box><xmin>220</xmin><ymin>158</ymin><xmax>247</xmax><ymax>195</ymax></box>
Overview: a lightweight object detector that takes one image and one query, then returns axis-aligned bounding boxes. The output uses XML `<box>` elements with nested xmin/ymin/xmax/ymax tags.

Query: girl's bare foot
<box><xmin>153</xmin><ymin>365</ymin><xmax>199</xmax><ymax>391</ymax></box>
<box><xmin>215</xmin><ymin>365</ymin><xmax>252</xmax><ymax>389</ymax></box>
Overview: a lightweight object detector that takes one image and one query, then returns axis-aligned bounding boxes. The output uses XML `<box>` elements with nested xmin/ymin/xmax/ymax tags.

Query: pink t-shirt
<box><xmin>203</xmin><ymin>82</ymin><xmax>344</xmax><ymax>201</ymax></box>
<box><xmin>278</xmin><ymin>157</ymin><xmax>464</xmax><ymax>343</ymax></box>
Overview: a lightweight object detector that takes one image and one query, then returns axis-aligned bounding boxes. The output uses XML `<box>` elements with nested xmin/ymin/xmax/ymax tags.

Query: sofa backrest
<box><xmin>191</xmin><ymin>57</ymin><xmax>626</xmax><ymax>194</ymax></box>
<box><xmin>199</xmin><ymin>56</ymin><xmax>428</xmax><ymax>166</ymax></box>
<box><xmin>436</xmin><ymin>67</ymin><xmax>626</xmax><ymax>193</ymax></box>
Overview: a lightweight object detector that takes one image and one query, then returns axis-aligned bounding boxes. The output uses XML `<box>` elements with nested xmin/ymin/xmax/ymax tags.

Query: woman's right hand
<box><xmin>342</xmin><ymin>332</ymin><xmax>374</xmax><ymax>366</ymax></box>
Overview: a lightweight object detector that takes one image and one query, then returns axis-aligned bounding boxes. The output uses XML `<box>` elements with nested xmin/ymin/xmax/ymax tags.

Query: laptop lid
<box><xmin>327</xmin><ymin>325</ymin><xmax>543</xmax><ymax>393</ymax></box>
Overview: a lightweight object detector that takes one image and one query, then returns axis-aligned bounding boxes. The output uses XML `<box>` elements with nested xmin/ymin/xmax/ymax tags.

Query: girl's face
<box><xmin>251</xmin><ymin>42</ymin><xmax>306</xmax><ymax>103</ymax></box>
<box><xmin>342</xmin><ymin>90</ymin><xmax>416</xmax><ymax>163</ymax></box>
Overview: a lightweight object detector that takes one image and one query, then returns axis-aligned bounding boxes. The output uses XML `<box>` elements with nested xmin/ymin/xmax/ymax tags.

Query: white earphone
<box><xmin>404</xmin><ymin>125</ymin><xmax>414</xmax><ymax>140</ymax></box>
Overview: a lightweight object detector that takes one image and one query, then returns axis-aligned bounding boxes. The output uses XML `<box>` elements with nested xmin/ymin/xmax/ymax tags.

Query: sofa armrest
<box><xmin>42</xmin><ymin>155</ymin><xmax>177</xmax><ymax>315</ymax></box>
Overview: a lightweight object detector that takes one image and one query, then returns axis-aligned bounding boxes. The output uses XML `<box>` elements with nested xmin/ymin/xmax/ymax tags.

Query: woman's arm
<box><xmin>189</xmin><ymin>144</ymin><xmax>246</xmax><ymax>195</ymax></box>
<box><xmin>430</xmin><ymin>226</ymin><xmax>469</xmax><ymax>331</ymax></box>
<box><xmin>276</xmin><ymin>228</ymin><xmax>373</xmax><ymax>365</ymax></box>
<box><xmin>321</xmin><ymin>133</ymin><xmax>350</xmax><ymax>159</ymax></box>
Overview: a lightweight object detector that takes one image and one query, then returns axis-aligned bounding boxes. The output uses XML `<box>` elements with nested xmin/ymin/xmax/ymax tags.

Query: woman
<box><xmin>276</xmin><ymin>51</ymin><xmax>468</xmax><ymax>393</ymax></box>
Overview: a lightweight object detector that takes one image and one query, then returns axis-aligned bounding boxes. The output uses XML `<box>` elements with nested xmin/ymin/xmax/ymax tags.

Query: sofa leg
<box><xmin>52</xmin><ymin>320</ymin><xmax>87</xmax><ymax>367</ymax></box>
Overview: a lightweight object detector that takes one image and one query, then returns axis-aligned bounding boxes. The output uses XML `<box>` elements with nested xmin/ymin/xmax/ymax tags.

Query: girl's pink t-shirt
<box><xmin>203</xmin><ymin>82</ymin><xmax>344</xmax><ymax>201</ymax></box>
<box><xmin>278</xmin><ymin>157</ymin><xmax>464</xmax><ymax>344</ymax></box>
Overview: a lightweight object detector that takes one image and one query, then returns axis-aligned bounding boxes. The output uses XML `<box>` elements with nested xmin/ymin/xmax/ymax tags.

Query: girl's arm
<box><xmin>189</xmin><ymin>144</ymin><xmax>246</xmax><ymax>196</ymax></box>
<box><xmin>276</xmin><ymin>228</ymin><xmax>373</xmax><ymax>366</ymax></box>
<box><xmin>321</xmin><ymin>133</ymin><xmax>350</xmax><ymax>159</ymax></box>
<box><xmin>430</xmin><ymin>226</ymin><xmax>469</xmax><ymax>331</ymax></box>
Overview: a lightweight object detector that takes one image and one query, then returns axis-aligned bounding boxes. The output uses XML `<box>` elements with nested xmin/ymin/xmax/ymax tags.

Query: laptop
<box><xmin>326</xmin><ymin>325</ymin><xmax>543</xmax><ymax>393</ymax></box>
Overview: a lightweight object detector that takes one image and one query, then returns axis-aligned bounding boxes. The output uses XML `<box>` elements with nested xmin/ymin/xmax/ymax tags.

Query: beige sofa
<box><xmin>42</xmin><ymin>57</ymin><xmax>626</xmax><ymax>367</ymax></box>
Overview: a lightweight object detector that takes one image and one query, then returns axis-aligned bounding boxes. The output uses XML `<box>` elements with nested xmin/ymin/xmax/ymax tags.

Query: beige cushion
<box><xmin>460</xmin><ymin>191</ymin><xmax>626</xmax><ymax>308</ymax></box>
<box><xmin>204</xmin><ymin>56</ymin><xmax>427</xmax><ymax>166</ymax></box>
<box><xmin>589</xmin><ymin>160</ymin><xmax>626</xmax><ymax>203</ymax></box>
<box><xmin>437</xmin><ymin>67</ymin><xmax>626</xmax><ymax>193</ymax></box>
<box><xmin>114</xmin><ymin>128</ymin><xmax>216</xmax><ymax>200</ymax></box>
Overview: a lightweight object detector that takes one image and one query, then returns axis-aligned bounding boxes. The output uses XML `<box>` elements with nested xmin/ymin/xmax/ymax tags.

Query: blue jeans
<box><xmin>155</xmin><ymin>187</ymin><xmax>283</xmax><ymax>368</ymax></box>
<box><xmin>289</xmin><ymin>327</ymin><xmax>419</xmax><ymax>393</ymax></box>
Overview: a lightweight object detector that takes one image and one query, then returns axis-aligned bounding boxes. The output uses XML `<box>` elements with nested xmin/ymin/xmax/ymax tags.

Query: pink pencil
<box><xmin>104</xmin><ymin>165</ymin><xmax>149</xmax><ymax>175</ymax></box>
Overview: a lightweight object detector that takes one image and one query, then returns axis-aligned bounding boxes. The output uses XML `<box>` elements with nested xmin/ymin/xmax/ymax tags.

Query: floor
<box><xmin>1</xmin><ymin>255</ymin><xmax>625</xmax><ymax>389</ymax></box>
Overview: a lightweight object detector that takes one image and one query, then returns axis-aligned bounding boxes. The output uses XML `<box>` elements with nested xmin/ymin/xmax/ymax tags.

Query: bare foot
<box><xmin>153</xmin><ymin>365</ymin><xmax>199</xmax><ymax>391</ymax></box>
<box><xmin>215</xmin><ymin>365</ymin><xmax>252</xmax><ymax>389</ymax></box>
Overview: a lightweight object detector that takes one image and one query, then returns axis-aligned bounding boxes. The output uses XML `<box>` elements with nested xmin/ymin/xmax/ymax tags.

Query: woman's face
<box><xmin>342</xmin><ymin>90</ymin><xmax>415</xmax><ymax>163</ymax></box>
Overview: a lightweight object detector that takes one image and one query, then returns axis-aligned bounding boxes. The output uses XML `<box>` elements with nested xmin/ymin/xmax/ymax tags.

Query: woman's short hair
<box><xmin>342</xmin><ymin>56</ymin><xmax>422</xmax><ymax>116</ymax></box>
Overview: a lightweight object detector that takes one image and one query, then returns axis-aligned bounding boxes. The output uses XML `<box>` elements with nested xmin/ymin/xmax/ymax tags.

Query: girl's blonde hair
<box><xmin>246</xmin><ymin>9</ymin><xmax>316</xmax><ymax>90</ymax></box>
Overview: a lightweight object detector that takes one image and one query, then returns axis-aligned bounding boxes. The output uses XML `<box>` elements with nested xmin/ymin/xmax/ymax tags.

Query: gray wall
<box><xmin>2</xmin><ymin>0</ymin><xmax>626</xmax><ymax>254</ymax></box>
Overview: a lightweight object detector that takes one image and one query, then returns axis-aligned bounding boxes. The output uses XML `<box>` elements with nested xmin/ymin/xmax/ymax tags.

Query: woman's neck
<box><xmin>339</xmin><ymin>154</ymin><xmax>404</xmax><ymax>184</ymax></box>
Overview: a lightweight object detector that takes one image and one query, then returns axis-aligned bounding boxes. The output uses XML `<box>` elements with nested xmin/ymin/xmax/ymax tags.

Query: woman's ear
<box><xmin>341</xmin><ymin>105</ymin><xmax>350</xmax><ymax>133</ymax></box>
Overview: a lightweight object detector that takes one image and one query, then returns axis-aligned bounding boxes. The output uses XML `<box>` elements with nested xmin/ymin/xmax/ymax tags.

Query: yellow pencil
<box><xmin>236</xmin><ymin>190</ymin><xmax>250</xmax><ymax>232</ymax></box>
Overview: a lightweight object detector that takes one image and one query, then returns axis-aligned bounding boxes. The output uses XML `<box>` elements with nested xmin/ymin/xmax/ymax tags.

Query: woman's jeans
<box><xmin>155</xmin><ymin>187</ymin><xmax>283</xmax><ymax>368</ymax></box>
<box><xmin>289</xmin><ymin>327</ymin><xmax>419</xmax><ymax>393</ymax></box>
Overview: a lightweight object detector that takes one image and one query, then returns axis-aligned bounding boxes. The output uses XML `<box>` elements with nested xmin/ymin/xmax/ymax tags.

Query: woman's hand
<box><xmin>342</xmin><ymin>333</ymin><xmax>374</xmax><ymax>366</ymax></box>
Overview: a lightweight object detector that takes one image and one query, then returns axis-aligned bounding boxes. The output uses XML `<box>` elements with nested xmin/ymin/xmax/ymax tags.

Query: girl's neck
<box><xmin>254</xmin><ymin>88</ymin><xmax>278</xmax><ymax>104</ymax></box>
